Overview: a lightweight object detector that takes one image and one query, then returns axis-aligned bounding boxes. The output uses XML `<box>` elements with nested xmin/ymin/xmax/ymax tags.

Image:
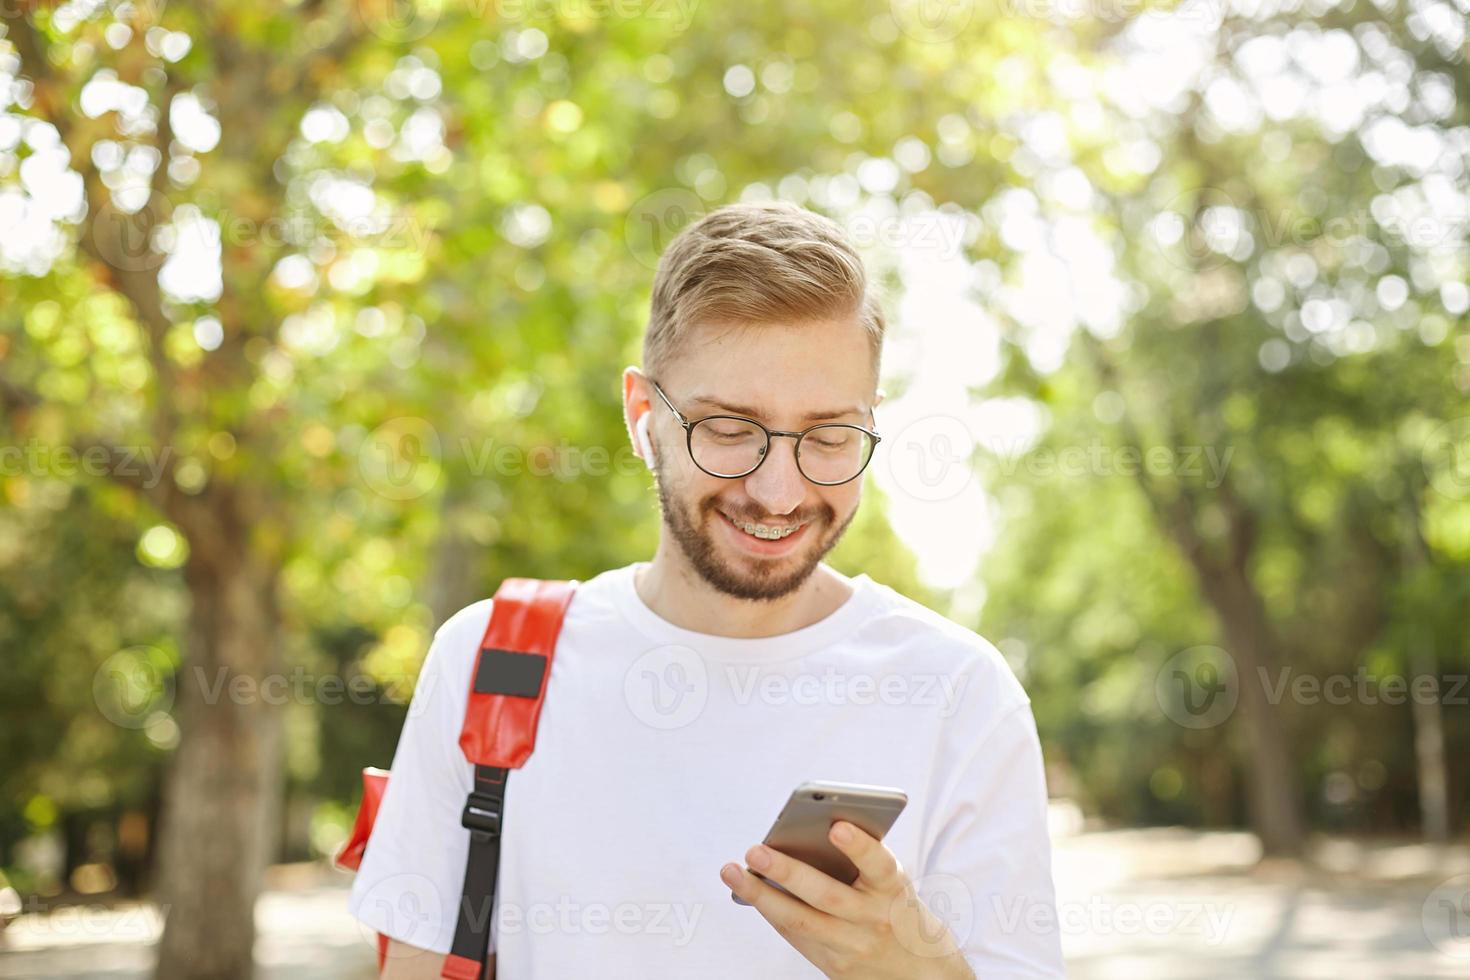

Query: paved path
<box><xmin>2</xmin><ymin>826</ymin><xmax>1468</xmax><ymax>978</ymax></box>
<box><xmin>1053</xmin><ymin>826</ymin><xmax>1470</xmax><ymax>979</ymax></box>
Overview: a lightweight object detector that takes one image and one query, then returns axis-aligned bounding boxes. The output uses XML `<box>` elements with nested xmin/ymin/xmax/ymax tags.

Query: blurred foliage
<box><xmin>0</xmin><ymin>0</ymin><xmax>1465</xmax><ymax>908</ymax></box>
<box><xmin>969</xmin><ymin>0</ymin><xmax>1470</xmax><ymax>840</ymax></box>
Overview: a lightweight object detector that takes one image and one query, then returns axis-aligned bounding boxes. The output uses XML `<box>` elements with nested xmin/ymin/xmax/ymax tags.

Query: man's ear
<box><xmin>874</xmin><ymin>387</ymin><xmax>887</xmax><ymax>410</ymax></box>
<box><xmin>622</xmin><ymin>366</ymin><xmax>647</xmax><ymax>418</ymax></box>
<box><xmin>622</xmin><ymin>366</ymin><xmax>654</xmax><ymax>463</ymax></box>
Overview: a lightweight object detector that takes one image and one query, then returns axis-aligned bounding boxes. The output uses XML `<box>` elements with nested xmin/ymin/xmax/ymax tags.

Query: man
<box><xmin>349</xmin><ymin>201</ymin><xmax>1064</xmax><ymax>978</ymax></box>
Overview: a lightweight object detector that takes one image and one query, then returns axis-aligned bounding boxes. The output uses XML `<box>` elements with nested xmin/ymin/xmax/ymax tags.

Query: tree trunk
<box><xmin>1198</xmin><ymin>567</ymin><xmax>1306</xmax><ymax>855</ymax></box>
<box><xmin>427</xmin><ymin>481</ymin><xmax>481</xmax><ymax>630</ymax></box>
<box><xmin>153</xmin><ymin>513</ymin><xmax>283</xmax><ymax>980</ymax></box>
<box><xmin>1401</xmin><ymin>497</ymin><xmax>1450</xmax><ymax>842</ymax></box>
<box><xmin>1409</xmin><ymin>646</ymin><xmax>1450</xmax><ymax>842</ymax></box>
<box><xmin>1156</xmin><ymin>482</ymin><xmax>1307</xmax><ymax>856</ymax></box>
<box><xmin>1082</xmin><ymin>339</ymin><xmax>1307</xmax><ymax>854</ymax></box>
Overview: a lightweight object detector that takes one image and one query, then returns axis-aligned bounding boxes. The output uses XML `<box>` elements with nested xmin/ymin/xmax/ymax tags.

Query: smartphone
<box><xmin>732</xmin><ymin>781</ymin><xmax>908</xmax><ymax>906</ymax></box>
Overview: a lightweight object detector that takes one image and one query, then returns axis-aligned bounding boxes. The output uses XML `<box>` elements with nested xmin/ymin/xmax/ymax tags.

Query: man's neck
<box><xmin>633</xmin><ymin>545</ymin><xmax>855</xmax><ymax>639</ymax></box>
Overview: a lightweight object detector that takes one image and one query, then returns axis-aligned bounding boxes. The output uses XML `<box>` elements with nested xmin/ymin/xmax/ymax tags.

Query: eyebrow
<box><xmin>685</xmin><ymin>394</ymin><xmax>868</xmax><ymax>423</ymax></box>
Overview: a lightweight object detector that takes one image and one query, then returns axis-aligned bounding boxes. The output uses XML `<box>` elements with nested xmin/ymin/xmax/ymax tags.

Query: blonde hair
<box><xmin>643</xmin><ymin>201</ymin><xmax>885</xmax><ymax>380</ymax></box>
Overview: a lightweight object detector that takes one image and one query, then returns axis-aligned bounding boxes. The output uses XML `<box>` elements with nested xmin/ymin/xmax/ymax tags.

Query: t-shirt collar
<box><xmin>610</xmin><ymin>560</ymin><xmax>877</xmax><ymax>663</ymax></box>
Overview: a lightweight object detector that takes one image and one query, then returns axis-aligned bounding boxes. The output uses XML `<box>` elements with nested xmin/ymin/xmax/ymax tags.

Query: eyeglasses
<box><xmin>648</xmin><ymin>379</ymin><xmax>881</xmax><ymax>486</ymax></box>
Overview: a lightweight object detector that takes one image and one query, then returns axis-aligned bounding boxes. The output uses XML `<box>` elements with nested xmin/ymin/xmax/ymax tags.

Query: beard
<box><xmin>653</xmin><ymin>460</ymin><xmax>857</xmax><ymax>602</ymax></box>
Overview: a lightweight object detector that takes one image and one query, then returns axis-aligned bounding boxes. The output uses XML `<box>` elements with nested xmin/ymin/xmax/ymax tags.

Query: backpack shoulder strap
<box><xmin>443</xmin><ymin>577</ymin><xmax>577</xmax><ymax>980</ymax></box>
<box><xmin>458</xmin><ymin>577</ymin><xmax>579</xmax><ymax>768</ymax></box>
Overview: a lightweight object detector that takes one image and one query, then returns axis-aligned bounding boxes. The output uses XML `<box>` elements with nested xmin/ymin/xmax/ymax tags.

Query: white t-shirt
<box><xmin>349</xmin><ymin>561</ymin><xmax>1063</xmax><ymax>978</ymax></box>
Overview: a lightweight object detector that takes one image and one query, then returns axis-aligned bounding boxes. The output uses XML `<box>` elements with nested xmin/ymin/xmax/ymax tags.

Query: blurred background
<box><xmin>0</xmin><ymin>0</ymin><xmax>1467</xmax><ymax>977</ymax></box>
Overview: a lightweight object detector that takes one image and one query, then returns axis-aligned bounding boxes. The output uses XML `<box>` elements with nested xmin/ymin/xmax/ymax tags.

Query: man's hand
<box><xmin>720</xmin><ymin>821</ymin><xmax>975</xmax><ymax>980</ymax></box>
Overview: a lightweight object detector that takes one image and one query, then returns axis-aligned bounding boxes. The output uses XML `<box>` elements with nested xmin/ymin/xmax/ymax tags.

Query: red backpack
<box><xmin>335</xmin><ymin>578</ymin><xmax>579</xmax><ymax>979</ymax></box>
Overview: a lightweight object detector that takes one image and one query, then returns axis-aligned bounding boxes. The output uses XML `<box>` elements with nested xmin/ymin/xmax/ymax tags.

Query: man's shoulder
<box><xmin>861</xmin><ymin>577</ymin><xmax>1007</xmax><ymax>660</ymax></box>
<box><xmin>860</xmin><ymin>576</ymin><xmax>1030</xmax><ymax>708</ymax></box>
<box><xmin>398</xmin><ymin>598</ymin><xmax>495</xmax><ymax>721</ymax></box>
<box><xmin>435</xmin><ymin>597</ymin><xmax>497</xmax><ymax>653</ymax></box>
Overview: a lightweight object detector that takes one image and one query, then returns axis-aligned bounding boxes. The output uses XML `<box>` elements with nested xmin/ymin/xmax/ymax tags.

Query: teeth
<box><xmin>728</xmin><ymin>514</ymin><xmax>803</xmax><ymax>540</ymax></box>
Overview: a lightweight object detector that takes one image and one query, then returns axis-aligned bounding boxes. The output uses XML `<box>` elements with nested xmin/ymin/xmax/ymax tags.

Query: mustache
<box><xmin>708</xmin><ymin>502</ymin><xmax>832</xmax><ymax>525</ymax></box>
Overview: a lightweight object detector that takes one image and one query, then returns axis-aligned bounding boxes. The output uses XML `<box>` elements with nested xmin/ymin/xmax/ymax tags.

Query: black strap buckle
<box><xmin>461</xmin><ymin>793</ymin><xmax>502</xmax><ymax>836</ymax></box>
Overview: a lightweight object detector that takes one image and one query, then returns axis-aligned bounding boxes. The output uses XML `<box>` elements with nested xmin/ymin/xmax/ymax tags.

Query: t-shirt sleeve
<box><xmin>347</xmin><ymin>601</ymin><xmax>489</xmax><ymax>956</ymax></box>
<box><xmin>919</xmin><ymin>693</ymin><xmax>1065</xmax><ymax>978</ymax></box>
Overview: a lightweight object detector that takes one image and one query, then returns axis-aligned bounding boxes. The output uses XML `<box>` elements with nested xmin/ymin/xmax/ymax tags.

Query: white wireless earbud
<box><xmin>635</xmin><ymin>412</ymin><xmax>656</xmax><ymax>470</ymax></box>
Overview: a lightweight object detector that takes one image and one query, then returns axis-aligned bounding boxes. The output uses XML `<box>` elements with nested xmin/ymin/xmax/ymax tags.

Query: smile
<box><xmin>719</xmin><ymin>511</ymin><xmax>808</xmax><ymax>540</ymax></box>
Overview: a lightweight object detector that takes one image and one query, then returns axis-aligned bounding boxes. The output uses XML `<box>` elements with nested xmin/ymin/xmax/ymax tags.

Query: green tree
<box><xmin>2</xmin><ymin>2</ymin><xmax>1071</xmax><ymax>975</ymax></box>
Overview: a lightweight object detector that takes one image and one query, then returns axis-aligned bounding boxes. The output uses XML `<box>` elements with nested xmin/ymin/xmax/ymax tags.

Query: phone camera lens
<box><xmin>812</xmin><ymin>793</ymin><xmax>825</xmax><ymax>801</ymax></box>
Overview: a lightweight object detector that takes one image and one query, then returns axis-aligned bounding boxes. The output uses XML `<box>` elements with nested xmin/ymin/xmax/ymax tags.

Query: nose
<box><xmin>741</xmin><ymin>436</ymin><xmax>807</xmax><ymax>517</ymax></box>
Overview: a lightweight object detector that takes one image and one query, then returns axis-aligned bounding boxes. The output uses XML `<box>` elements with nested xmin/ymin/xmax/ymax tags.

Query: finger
<box><xmin>743</xmin><ymin>844</ymin><xmax>866</xmax><ymax>920</ymax></box>
<box><xmin>721</xmin><ymin>862</ymin><xmax>848</xmax><ymax>941</ymax></box>
<box><xmin>828</xmin><ymin>821</ymin><xmax>905</xmax><ymax>894</ymax></box>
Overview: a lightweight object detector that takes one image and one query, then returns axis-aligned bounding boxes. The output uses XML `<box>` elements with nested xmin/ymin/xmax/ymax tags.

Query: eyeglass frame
<box><xmin>646</xmin><ymin>378</ymin><xmax>882</xmax><ymax>486</ymax></box>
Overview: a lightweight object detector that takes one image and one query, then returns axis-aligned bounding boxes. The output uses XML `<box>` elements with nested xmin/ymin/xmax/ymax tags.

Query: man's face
<box><xmin>642</xmin><ymin>317</ymin><xmax>879</xmax><ymax>602</ymax></box>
